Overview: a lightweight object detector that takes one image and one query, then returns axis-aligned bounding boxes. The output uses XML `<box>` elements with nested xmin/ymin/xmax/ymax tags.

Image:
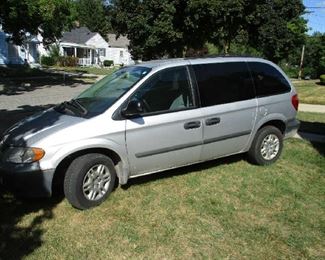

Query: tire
<box><xmin>248</xmin><ymin>126</ymin><xmax>283</xmax><ymax>165</ymax></box>
<box><xmin>64</xmin><ymin>153</ymin><xmax>116</xmax><ymax>210</ymax></box>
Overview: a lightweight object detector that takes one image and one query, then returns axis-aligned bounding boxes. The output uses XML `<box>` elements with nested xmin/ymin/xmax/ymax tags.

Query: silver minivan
<box><xmin>0</xmin><ymin>57</ymin><xmax>300</xmax><ymax>209</ymax></box>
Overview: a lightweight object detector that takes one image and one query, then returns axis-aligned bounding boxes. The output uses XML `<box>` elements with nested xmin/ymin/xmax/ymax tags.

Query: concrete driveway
<box><xmin>0</xmin><ymin>78</ymin><xmax>95</xmax><ymax>135</ymax></box>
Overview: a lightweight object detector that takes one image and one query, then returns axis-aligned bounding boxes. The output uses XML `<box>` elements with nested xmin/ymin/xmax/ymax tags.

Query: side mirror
<box><xmin>121</xmin><ymin>99</ymin><xmax>144</xmax><ymax>118</ymax></box>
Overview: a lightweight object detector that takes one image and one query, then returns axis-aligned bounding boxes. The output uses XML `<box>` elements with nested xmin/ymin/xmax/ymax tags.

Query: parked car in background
<box><xmin>0</xmin><ymin>56</ymin><xmax>300</xmax><ymax>209</ymax></box>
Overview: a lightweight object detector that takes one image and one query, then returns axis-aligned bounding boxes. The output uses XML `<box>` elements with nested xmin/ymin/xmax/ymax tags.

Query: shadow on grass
<box><xmin>0</xmin><ymin>101</ymin><xmax>66</xmax><ymax>258</ymax></box>
<box><xmin>299</xmin><ymin>120</ymin><xmax>325</xmax><ymax>136</ymax></box>
<box><xmin>0</xmin><ymin>190</ymin><xmax>63</xmax><ymax>259</ymax></box>
<box><xmin>298</xmin><ymin>120</ymin><xmax>325</xmax><ymax>156</ymax></box>
<box><xmin>122</xmin><ymin>154</ymin><xmax>244</xmax><ymax>189</ymax></box>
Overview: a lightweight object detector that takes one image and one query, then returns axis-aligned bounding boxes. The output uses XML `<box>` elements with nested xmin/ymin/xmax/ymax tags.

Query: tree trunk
<box><xmin>223</xmin><ymin>40</ymin><xmax>230</xmax><ymax>55</ymax></box>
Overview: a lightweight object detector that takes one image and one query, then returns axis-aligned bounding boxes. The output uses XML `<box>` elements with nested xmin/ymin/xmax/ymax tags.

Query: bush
<box><xmin>280</xmin><ymin>63</ymin><xmax>299</xmax><ymax>78</ymax></box>
<box><xmin>58</xmin><ymin>56</ymin><xmax>79</xmax><ymax>67</ymax></box>
<box><xmin>302</xmin><ymin>67</ymin><xmax>318</xmax><ymax>79</ymax></box>
<box><xmin>320</xmin><ymin>75</ymin><xmax>325</xmax><ymax>85</ymax></box>
<box><xmin>40</xmin><ymin>55</ymin><xmax>56</xmax><ymax>66</ymax></box>
<box><xmin>103</xmin><ymin>60</ymin><xmax>114</xmax><ymax>67</ymax></box>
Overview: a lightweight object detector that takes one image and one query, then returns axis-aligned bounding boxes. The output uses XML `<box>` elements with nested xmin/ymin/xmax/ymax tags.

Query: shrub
<box><xmin>58</xmin><ymin>56</ymin><xmax>79</xmax><ymax>67</ymax></box>
<box><xmin>280</xmin><ymin>63</ymin><xmax>299</xmax><ymax>78</ymax></box>
<box><xmin>103</xmin><ymin>60</ymin><xmax>114</xmax><ymax>67</ymax></box>
<box><xmin>320</xmin><ymin>75</ymin><xmax>325</xmax><ymax>85</ymax></box>
<box><xmin>40</xmin><ymin>55</ymin><xmax>56</xmax><ymax>66</ymax></box>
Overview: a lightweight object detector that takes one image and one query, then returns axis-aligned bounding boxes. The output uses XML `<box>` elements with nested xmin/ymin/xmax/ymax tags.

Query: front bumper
<box><xmin>0</xmin><ymin>161</ymin><xmax>54</xmax><ymax>197</ymax></box>
<box><xmin>285</xmin><ymin>119</ymin><xmax>300</xmax><ymax>139</ymax></box>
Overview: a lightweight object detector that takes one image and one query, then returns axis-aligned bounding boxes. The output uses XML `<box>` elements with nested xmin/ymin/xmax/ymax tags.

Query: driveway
<box><xmin>0</xmin><ymin>77</ymin><xmax>96</xmax><ymax>135</ymax></box>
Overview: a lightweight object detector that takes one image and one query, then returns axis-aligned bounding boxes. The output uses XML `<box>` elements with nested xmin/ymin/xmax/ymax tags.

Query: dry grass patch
<box><xmin>293</xmin><ymin>80</ymin><xmax>325</xmax><ymax>105</ymax></box>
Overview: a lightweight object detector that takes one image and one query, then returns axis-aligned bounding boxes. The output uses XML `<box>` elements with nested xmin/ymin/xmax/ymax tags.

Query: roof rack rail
<box><xmin>185</xmin><ymin>54</ymin><xmax>262</xmax><ymax>59</ymax></box>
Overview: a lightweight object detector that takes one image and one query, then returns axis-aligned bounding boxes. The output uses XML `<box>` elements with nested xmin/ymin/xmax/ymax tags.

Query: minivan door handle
<box><xmin>205</xmin><ymin>117</ymin><xmax>221</xmax><ymax>126</ymax></box>
<box><xmin>184</xmin><ymin>121</ymin><xmax>201</xmax><ymax>130</ymax></box>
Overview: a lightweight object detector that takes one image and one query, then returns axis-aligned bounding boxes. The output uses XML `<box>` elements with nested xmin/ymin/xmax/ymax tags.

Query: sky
<box><xmin>303</xmin><ymin>0</ymin><xmax>325</xmax><ymax>34</ymax></box>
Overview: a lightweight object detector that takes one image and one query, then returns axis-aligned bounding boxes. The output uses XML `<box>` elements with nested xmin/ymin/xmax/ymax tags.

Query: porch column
<box><xmin>89</xmin><ymin>49</ymin><xmax>92</xmax><ymax>65</ymax></box>
<box><xmin>74</xmin><ymin>47</ymin><xmax>77</xmax><ymax>57</ymax></box>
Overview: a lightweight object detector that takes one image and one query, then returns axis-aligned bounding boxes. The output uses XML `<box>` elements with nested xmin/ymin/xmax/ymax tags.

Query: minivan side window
<box><xmin>247</xmin><ymin>62</ymin><xmax>291</xmax><ymax>97</ymax></box>
<box><xmin>192</xmin><ymin>62</ymin><xmax>254</xmax><ymax>107</ymax></box>
<box><xmin>132</xmin><ymin>66</ymin><xmax>194</xmax><ymax>114</ymax></box>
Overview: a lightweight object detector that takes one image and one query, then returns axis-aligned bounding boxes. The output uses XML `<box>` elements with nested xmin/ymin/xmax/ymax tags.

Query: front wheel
<box><xmin>248</xmin><ymin>126</ymin><xmax>283</xmax><ymax>165</ymax></box>
<box><xmin>64</xmin><ymin>153</ymin><xmax>116</xmax><ymax>209</ymax></box>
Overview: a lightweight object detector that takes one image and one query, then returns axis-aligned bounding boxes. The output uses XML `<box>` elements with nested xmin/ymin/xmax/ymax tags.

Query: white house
<box><xmin>107</xmin><ymin>33</ymin><xmax>133</xmax><ymax>65</ymax></box>
<box><xmin>0</xmin><ymin>25</ymin><xmax>46</xmax><ymax>65</ymax></box>
<box><xmin>60</xmin><ymin>27</ymin><xmax>133</xmax><ymax>66</ymax></box>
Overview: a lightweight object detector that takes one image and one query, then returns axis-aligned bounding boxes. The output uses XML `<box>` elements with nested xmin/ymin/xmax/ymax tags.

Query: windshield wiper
<box><xmin>56</xmin><ymin>99</ymin><xmax>88</xmax><ymax>117</ymax></box>
<box><xmin>69</xmin><ymin>99</ymin><xmax>88</xmax><ymax>115</ymax></box>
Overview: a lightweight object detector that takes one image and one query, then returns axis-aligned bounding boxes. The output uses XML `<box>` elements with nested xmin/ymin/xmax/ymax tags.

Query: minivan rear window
<box><xmin>247</xmin><ymin>62</ymin><xmax>291</xmax><ymax>97</ymax></box>
<box><xmin>192</xmin><ymin>62</ymin><xmax>255</xmax><ymax>107</ymax></box>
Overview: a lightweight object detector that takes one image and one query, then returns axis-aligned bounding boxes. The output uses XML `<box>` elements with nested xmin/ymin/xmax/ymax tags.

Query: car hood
<box><xmin>2</xmin><ymin>108</ymin><xmax>86</xmax><ymax>147</ymax></box>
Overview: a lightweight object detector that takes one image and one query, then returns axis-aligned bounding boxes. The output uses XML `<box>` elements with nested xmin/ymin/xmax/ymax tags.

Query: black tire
<box><xmin>64</xmin><ymin>153</ymin><xmax>116</xmax><ymax>210</ymax></box>
<box><xmin>248</xmin><ymin>126</ymin><xmax>283</xmax><ymax>165</ymax></box>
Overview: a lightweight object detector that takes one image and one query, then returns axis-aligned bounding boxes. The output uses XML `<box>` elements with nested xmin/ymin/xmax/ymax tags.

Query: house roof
<box><xmin>61</xmin><ymin>27</ymin><xmax>97</xmax><ymax>44</ymax></box>
<box><xmin>107</xmin><ymin>34</ymin><xmax>130</xmax><ymax>48</ymax></box>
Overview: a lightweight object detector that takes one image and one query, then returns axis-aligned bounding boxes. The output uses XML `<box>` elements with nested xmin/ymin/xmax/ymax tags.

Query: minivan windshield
<box><xmin>56</xmin><ymin>66</ymin><xmax>151</xmax><ymax>117</ymax></box>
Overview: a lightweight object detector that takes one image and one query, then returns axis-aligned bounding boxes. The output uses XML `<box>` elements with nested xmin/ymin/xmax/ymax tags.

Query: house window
<box><xmin>120</xmin><ymin>50</ymin><xmax>123</xmax><ymax>57</ymax></box>
<box><xmin>98</xmin><ymin>48</ymin><xmax>106</xmax><ymax>56</ymax></box>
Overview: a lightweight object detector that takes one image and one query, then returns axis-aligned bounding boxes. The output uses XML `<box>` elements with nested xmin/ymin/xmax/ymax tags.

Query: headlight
<box><xmin>3</xmin><ymin>147</ymin><xmax>45</xmax><ymax>164</ymax></box>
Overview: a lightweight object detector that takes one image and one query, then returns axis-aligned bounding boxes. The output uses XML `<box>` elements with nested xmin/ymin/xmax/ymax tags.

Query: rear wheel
<box><xmin>64</xmin><ymin>153</ymin><xmax>116</xmax><ymax>209</ymax></box>
<box><xmin>248</xmin><ymin>126</ymin><xmax>283</xmax><ymax>165</ymax></box>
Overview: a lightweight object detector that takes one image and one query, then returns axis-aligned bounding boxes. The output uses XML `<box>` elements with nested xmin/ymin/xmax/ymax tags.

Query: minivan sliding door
<box><xmin>190</xmin><ymin>61</ymin><xmax>257</xmax><ymax>161</ymax></box>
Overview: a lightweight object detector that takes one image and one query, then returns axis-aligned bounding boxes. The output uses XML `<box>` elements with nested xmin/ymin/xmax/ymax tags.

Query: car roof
<box><xmin>133</xmin><ymin>56</ymin><xmax>272</xmax><ymax>69</ymax></box>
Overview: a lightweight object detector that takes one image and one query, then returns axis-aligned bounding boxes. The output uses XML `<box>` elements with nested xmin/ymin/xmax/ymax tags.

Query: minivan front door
<box><xmin>190</xmin><ymin>61</ymin><xmax>257</xmax><ymax>160</ymax></box>
<box><xmin>125</xmin><ymin>66</ymin><xmax>203</xmax><ymax>176</ymax></box>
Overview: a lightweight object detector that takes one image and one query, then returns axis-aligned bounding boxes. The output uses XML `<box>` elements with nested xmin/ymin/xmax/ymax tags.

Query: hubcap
<box><xmin>82</xmin><ymin>164</ymin><xmax>111</xmax><ymax>201</ymax></box>
<box><xmin>260</xmin><ymin>134</ymin><xmax>280</xmax><ymax>160</ymax></box>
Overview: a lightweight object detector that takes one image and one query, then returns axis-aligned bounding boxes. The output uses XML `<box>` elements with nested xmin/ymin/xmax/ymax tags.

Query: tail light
<box><xmin>291</xmin><ymin>94</ymin><xmax>299</xmax><ymax>111</ymax></box>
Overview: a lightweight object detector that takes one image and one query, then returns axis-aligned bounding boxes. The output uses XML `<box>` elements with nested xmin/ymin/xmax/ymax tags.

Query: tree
<box><xmin>0</xmin><ymin>0</ymin><xmax>74</xmax><ymax>46</ymax></box>
<box><xmin>246</xmin><ymin>0</ymin><xmax>307</xmax><ymax>63</ymax></box>
<box><xmin>75</xmin><ymin>0</ymin><xmax>111</xmax><ymax>39</ymax></box>
<box><xmin>304</xmin><ymin>33</ymin><xmax>325</xmax><ymax>78</ymax></box>
<box><xmin>111</xmin><ymin>0</ymin><xmax>188</xmax><ymax>60</ymax></box>
<box><xmin>110</xmin><ymin>0</ymin><xmax>306</xmax><ymax>61</ymax></box>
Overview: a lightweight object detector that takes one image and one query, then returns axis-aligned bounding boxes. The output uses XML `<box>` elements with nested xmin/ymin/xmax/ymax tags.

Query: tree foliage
<box><xmin>110</xmin><ymin>0</ymin><xmax>306</xmax><ymax>62</ymax></box>
<box><xmin>75</xmin><ymin>0</ymin><xmax>111</xmax><ymax>39</ymax></box>
<box><xmin>304</xmin><ymin>33</ymin><xmax>325</xmax><ymax>78</ymax></box>
<box><xmin>246</xmin><ymin>1</ymin><xmax>306</xmax><ymax>63</ymax></box>
<box><xmin>0</xmin><ymin>0</ymin><xmax>74</xmax><ymax>45</ymax></box>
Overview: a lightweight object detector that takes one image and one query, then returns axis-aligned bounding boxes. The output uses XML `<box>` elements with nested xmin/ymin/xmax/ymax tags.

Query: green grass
<box><xmin>298</xmin><ymin>112</ymin><xmax>325</xmax><ymax>124</ymax></box>
<box><xmin>0</xmin><ymin>139</ymin><xmax>324</xmax><ymax>259</ymax></box>
<box><xmin>50</xmin><ymin>66</ymin><xmax>117</xmax><ymax>75</ymax></box>
<box><xmin>293</xmin><ymin>80</ymin><xmax>325</xmax><ymax>105</ymax></box>
<box><xmin>297</xmin><ymin>112</ymin><xmax>325</xmax><ymax>135</ymax></box>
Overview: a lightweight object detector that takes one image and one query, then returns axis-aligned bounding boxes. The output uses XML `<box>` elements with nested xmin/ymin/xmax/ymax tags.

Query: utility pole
<box><xmin>298</xmin><ymin>45</ymin><xmax>305</xmax><ymax>80</ymax></box>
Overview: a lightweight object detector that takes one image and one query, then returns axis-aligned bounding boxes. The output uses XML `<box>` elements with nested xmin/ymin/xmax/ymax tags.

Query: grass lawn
<box><xmin>0</xmin><ymin>139</ymin><xmax>324</xmax><ymax>259</ymax></box>
<box><xmin>298</xmin><ymin>112</ymin><xmax>325</xmax><ymax>135</ymax></box>
<box><xmin>292</xmin><ymin>80</ymin><xmax>325</xmax><ymax>105</ymax></box>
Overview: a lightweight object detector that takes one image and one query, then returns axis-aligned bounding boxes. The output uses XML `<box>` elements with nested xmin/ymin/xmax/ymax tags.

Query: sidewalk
<box><xmin>299</xmin><ymin>103</ymin><xmax>325</xmax><ymax>113</ymax></box>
